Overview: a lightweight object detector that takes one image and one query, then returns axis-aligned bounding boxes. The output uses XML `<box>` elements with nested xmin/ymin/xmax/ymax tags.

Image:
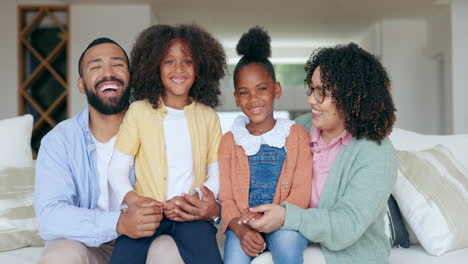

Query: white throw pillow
<box><xmin>0</xmin><ymin>115</ymin><xmax>33</xmax><ymax>170</ymax></box>
<box><xmin>393</xmin><ymin>144</ymin><xmax>468</xmax><ymax>256</ymax></box>
<box><xmin>389</xmin><ymin>128</ymin><xmax>468</xmax><ymax>169</ymax></box>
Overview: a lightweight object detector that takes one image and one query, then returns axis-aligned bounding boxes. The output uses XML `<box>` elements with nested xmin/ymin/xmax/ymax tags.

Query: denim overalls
<box><xmin>224</xmin><ymin>127</ymin><xmax>309</xmax><ymax>264</ymax></box>
<box><xmin>248</xmin><ymin>144</ymin><xmax>286</xmax><ymax>207</ymax></box>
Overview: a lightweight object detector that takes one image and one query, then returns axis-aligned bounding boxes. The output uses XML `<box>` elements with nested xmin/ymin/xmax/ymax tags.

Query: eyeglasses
<box><xmin>304</xmin><ymin>79</ymin><xmax>330</xmax><ymax>104</ymax></box>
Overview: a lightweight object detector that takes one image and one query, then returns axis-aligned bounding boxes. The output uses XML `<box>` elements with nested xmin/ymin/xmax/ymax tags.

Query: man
<box><xmin>34</xmin><ymin>37</ymin><xmax>162</xmax><ymax>263</ymax></box>
<box><xmin>35</xmin><ymin>38</ymin><xmax>220</xmax><ymax>264</ymax></box>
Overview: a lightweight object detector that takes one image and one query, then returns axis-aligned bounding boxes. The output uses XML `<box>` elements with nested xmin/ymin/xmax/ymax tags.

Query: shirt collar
<box><xmin>154</xmin><ymin>98</ymin><xmax>196</xmax><ymax>116</ymax></box>
<box><xmin>310</xmin><ymin>125</ymin><xmax>353</xmax><ymax>146</ymax></box>
<box><xmin>231</xmin><ymin>115</ymin><xmax>295</xmax><ymax>156</ymax></box>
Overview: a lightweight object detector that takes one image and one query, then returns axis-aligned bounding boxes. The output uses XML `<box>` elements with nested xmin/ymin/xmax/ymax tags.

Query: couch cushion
<box><xmin>0</xmin><ymin>167</ymin><xmax>44</xmax><ymax>252</ymax></box>
<box><xmin>0</xmin><ymin>246</ymin><xmax>43</xmax><ymax>264</ymax></box>
<box><xmin>394</xmin><ymin>145</ymin><xmax>468</xmax><ymax>256</ymax></box>
<box><xmin>390</xmin><ymin>245</ymin><xmax>468</xmax><ymax>264</ymax></box>
<box><xmin>250</xmin><ymin>244</ymin><xmax>468</xmax><ymax>264</ymax></box>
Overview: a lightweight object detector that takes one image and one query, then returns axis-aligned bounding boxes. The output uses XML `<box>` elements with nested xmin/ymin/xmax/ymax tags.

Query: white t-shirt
<box><xmin>164</xmin><ymin>106</ymin><xmax>195</xmax><ymax>200</ymax></box>
<box><xmin>92</xmin><ymin>135</ymin><xmax>117</xmax><ymax>212</ymax></box>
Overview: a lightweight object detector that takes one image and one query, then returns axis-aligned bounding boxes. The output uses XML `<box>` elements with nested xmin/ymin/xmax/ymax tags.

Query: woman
<box><xmin>248</xmin><ymin>43</ymin><xmax>397</xmax><ymax>264</ymax></box>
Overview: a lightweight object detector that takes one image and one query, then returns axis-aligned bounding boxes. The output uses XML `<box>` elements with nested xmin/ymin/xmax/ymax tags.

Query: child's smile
<box><xmin>248</xmin><ymin>106</ymin><xmax>265</xmax><ymax>114</ymax></box>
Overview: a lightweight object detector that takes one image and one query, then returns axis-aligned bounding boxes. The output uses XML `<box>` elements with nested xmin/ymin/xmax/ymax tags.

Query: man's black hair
<box><xmin>78</xmin><ymin>37</ymin><xmax>129</xmax><ymax>76</ymax></box>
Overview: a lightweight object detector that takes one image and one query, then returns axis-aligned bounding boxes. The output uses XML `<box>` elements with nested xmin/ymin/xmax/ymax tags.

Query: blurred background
<box><xmin>1</xmin><ymin>0</ymin><xmax>467</xmax><ymax>151</ymax></box>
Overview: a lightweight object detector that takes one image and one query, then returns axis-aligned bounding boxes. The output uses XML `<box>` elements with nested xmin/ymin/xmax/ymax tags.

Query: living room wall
<box><xmin>69</xmin><ymin>3</ymin><xmax>153</xmax><ymax>116</ymax></box>
<box><xmin>0</xmin><ymin>1</ymin><xmax>465</xmax><ymax>135</ymax></box>
<box><xmin>0</xmin><ymin>0</ymin><xmax>153</xmax><ymax>120</ymax></box>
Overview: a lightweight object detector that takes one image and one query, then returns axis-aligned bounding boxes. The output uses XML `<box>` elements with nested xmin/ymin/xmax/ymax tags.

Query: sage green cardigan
<box><xmin>282</xmin><ymin>114</ymin><xmax>397</xmax><ymax>264</ymax></box>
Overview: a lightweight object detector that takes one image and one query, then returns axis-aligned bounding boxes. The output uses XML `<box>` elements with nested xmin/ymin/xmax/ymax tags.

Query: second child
<box><xmin>219</xmin><ymin>27</ymin><xmax>312</xmax><ymax>264</ymax></box>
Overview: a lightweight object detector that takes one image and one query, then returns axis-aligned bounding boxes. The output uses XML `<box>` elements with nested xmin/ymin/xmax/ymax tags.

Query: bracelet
<box><xmin>211</xmin><ymin>201</ymin><xmax>221</xmax><ymax>224</ymax></box>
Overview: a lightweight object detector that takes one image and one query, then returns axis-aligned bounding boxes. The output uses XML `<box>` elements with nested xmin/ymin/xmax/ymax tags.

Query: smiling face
<box><xmin>160</xmin><ymin>39</ymin><xmax>195</xmax><ymax>108</ymax></box>
<box><xmin>78</xmin><ymin>43</ymin><xmax>130</xmax><ymax>115</ymax></box>
<box><xmin>234</xmin><ymin>63</ymin><xmax>281</xmax><ymax>134</ymax></box>
<box><xmin>307</xmin><ymin>66</ymin><xmax>345</xmax><ymax>138</ymax></box>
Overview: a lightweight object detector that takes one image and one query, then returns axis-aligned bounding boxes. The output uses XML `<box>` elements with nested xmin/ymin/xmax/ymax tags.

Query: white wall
<box><xmin>1</xmin><ymin>2</ymin><xmax>462</xmax><ymax>134</ymax></box>
<box><xmin>426</xmin><ymin>7</ymin><xmax>452</xmax><ymax>134</ymax></box>
<box><xmin>0</xmin><ymin>0</ymin><xmax>65</xmax><ymax>119</ymax></box>
<box><xmin>0</xmin><ymin>0</ymin><xmax>20</xmax><ymax>119</ymax></box>
<box><xmin>70</xmin><ymin>4</ymin><xmax>152</xmax><ymax>115</ymax></box>
<box><xmin>380</xmin><ymin>19</ymin><xmax>442</xmax><ymax>134</ymax></box>
<box><xmin>358</xmin><ymin>22</ymin><xmax>382</xmax><ymax>58</ymax></box>
<box><xmin>450</xmin><ymin>0</ymin><xmax>468</xmax><ymax>134</ymax></box>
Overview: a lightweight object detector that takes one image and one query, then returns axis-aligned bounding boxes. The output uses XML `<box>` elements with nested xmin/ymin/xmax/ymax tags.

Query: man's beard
<box><xmin>84</xmin><ymin>77</ymin><xmax>131</xmax><ymax>115</ymax></box>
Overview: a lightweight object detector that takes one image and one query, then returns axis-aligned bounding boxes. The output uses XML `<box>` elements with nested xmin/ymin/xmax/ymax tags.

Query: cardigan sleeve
<box><xmin>206</xmin><ymin>109</ymin><xmax>222</xmax><ymax>164</ymax></box>
<box><xmin>218</xmin><ymin>133</ymin><xmax>242</xmax><ymax>233</ymax></box>
<box><xmin>282</xmin><ymin>138</ymin><xmax>397</xmax><ymax>250</ymax></box>
<box><xmin>284</xmin><ymin>124</ymin><xmax>312</xmax><ymax>208</ymax></box>
<box><xmin>114</xmin><ymin>102</ymin><xmax>141</xmax><ymax>155</ymax></box>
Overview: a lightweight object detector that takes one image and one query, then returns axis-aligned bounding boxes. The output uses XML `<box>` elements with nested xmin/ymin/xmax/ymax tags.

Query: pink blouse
<box><xmin>309</xmin><ymin>125</ymin><xmax>352</xmax><ymax>208</ymax></box>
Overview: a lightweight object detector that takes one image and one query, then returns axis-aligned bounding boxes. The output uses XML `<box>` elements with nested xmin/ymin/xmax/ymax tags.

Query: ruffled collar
<box><xmin>231</xmin><ymin>115</ymin><xmax>295</xmax><ymax>156</ymax></box>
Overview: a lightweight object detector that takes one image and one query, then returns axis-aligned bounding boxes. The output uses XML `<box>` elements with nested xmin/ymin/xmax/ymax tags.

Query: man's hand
<box><xmin>164</xmin><ymin>196</ymin><xmax>187</xmax><ymax>220</ymax></box>
<box><xmin>123</xmin><ymin>190</ymin><xmax>153</xmax><ymax>206</ymax></box>
<box><xmin>247</xmin><ymin>204</ymin><xmax>286</xmax><ymax>233</ymax></box>
<box><xmin>229</xmin><ymin>218</ymin><xmax>265</xmax><ymax>257</ymax></box>
<box><xmin>173</xmin><ymin>185</ymin><xmax>219</xmax><ymax>222</ymax></box>
<box><xmin>116</xmin><ymin>199</ymin><xmax>163</xmax><ymax>239</ymax></box>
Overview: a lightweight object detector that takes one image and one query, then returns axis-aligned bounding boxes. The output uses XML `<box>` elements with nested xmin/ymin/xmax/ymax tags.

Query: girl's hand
<box><xmin>239</xmin><ymin>226</ymin><xmax>266</xmax><ymax>257</ymax></box>
<box><xmin>248</xmin><ymin>204</ymin><xmax>286</xmax><ymax>233</ymax></box>
<box><xmin>229</xmin><ymin>218</ymin><xmax>266</xmax><ymax>257</ymax></box>
<box><xmin>164</xmin><ymin>196</ymin><xmax>187</xmax><ymax>220</ymax></box>
<box><xmin>173</xmin><ymin>186</ymin><xmax>219</xmax><ymax>222</ymax></box>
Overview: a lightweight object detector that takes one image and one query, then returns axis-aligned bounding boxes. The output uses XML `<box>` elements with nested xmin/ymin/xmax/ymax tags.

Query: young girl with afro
<box><xmin>108</xmin><ymin>24</ymin><xmax>226</xmax><ymax>264</ymax></box>
<box><xmin>218</xmin><ymin>26</ymin><xmax>312</xmax><ymax>264</ymax></box>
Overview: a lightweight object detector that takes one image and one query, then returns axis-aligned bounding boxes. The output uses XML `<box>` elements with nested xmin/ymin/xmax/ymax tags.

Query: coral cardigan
<box><xmin>219</xmin><ymin>123</ymin><xmax>312</xmax><ymax>232</ymax></box>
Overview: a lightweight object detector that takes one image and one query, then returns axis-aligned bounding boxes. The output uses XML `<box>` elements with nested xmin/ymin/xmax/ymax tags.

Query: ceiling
<box><xmin>67</xmin><ymin>0</ymin><xmax>447</xmax><ymax>45</ymax></box>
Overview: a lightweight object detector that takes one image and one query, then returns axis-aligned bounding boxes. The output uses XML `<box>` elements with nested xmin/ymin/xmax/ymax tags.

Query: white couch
<box><xmin>1</xmin><ymin>125</ymin><xmax>467</xmax><ymax>263</ymax></box>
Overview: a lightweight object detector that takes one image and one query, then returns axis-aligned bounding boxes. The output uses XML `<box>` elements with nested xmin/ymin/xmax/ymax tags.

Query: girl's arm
<box><xmin>108</xmin><ymin>149</ymin><xmax>135</xmax><ymax>206</ymax></box>
<box><xmin>195</xmin><ymin>110</ymin><xmax>222</xmax><ymax>199</ymax></box>
<box><xmin>110</xmin><ymin>102</ymin><xmax>144</xmax><ymax>205</ymax></box>
<box><xmin>284</xmin><ymin>125</ymin><xmax>312</xmax><ymax>208</ymax></box>
<box><xmin>191</xmin><ymin>161</ymin><xmax>219</xmax><ymax>199</ymax></box>
<box><xmin>218</xmin><ymin>133</ymin><xmax>242</xmax><ymax>232</ymax></box>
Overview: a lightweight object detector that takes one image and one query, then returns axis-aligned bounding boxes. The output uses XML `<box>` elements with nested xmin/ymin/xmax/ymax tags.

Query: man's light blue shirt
<box><xmin>34</xmin><ymin>108</ymin><xmax>135</xmax><ymax>247</ymax></box>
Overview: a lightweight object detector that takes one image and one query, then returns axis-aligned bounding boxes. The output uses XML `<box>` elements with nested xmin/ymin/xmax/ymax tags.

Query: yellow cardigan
<box><xmin>115</xmin><ymin>99</ymin><xmax>222</xmax><ymax>202</ymax></box>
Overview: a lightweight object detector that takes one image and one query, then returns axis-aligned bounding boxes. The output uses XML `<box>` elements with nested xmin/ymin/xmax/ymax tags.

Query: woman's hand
<box><xmin>248</xmin><ymin>204</ymin><xmax>286</xmax><ymax>233</ymax></box>
<box><xmin>239</xmin><ymin>208</ymin><xmax>262</xmax><ymax>225</ymax></box>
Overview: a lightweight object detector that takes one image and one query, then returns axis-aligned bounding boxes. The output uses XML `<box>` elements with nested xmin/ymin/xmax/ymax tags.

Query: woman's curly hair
<box><xmin>305</xmin><ymin>43</ymin><xmax>396</xmax><ymax>144</ymax></box>
<box><xmin>130</xmin><ymin>24</ymin><xmax>226</xmax><ymax>109</ymax></box>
